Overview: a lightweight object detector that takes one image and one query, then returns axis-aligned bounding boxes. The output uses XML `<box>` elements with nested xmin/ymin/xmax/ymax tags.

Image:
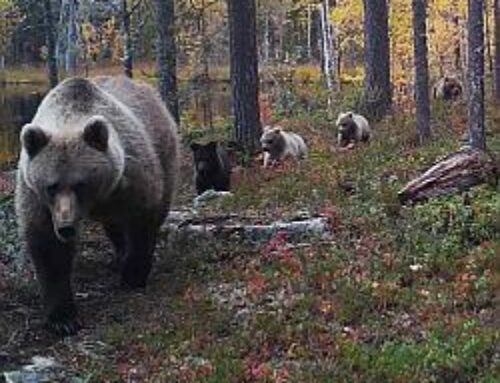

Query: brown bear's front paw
<box><xmin>45</xmin><ymin>316</ymin><xmax>82</xmax><ymax>336</ymax></box>
<box><xmin>120</xmin><ymin>260</ymin><xmax>150</xmax><ymax>290</ymax></box>
<box><xmin>120</xmin><ymin>273</ymin><xmax>147</xmax><ymax>290</ymax></box>
<box><xmin>106</xmin><ymin>256</ymin><xmax>123</xmax><ymax>273</ymax></box>
<box><xmin>45</xmin><ymin>306</ymin><xmax>82</xmax><ymax>336</ymax></box>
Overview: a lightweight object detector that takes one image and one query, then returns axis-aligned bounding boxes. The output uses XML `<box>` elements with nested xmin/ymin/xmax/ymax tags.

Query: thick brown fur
<box><xmin>15</xmin><ymin>76</ymin><xmax>178</xmax><ymax>336</ymax></box>
<box><xmin>433</xmin><ymin>76</ymin><xmax>463</xmax><ymax>101</ymax></box>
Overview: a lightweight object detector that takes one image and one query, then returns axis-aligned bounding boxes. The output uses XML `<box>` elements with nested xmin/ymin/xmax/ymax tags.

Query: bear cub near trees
<box><xmin>260</xmin><ymin>126</ymin><xmax>308</xmax><ymax>167</ymax></box>
<box><xmin>15</xmin><ymin>76</ymin><xmax>178</xmax><ymax>336</ymax></box>
<box><xmin>191</xmin><ymin>141</ymin><xmax>231</xmax><ymax>195</ymax></box>
<box><xmin>336</xmin><ymin>111</ymin><xmax>371</xmax><ymax>147</ymax></box>
<box><xmin>433</xmin><ymin>76</ymin><xmax>463</xmax><ymax>101</ymax></box>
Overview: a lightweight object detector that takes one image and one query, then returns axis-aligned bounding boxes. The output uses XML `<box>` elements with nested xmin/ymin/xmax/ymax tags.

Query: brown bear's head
<box><xmin>20</xmin><ymin>115</ymin><xmax>124</xmax><ymax>242</ymax></box>
<box><xmin>336</xmin><ymin>112</ymin><xmax>358</xmax><ymax>147</ymax></box>
<box><xmin>260</xmin><ymin>126</ymin><xmax>286</xmax><ymax>157</ymax></box>
<box><xmin>191</xmin><ymin>141</ymin><xmax>221</xmax><ymax>176</ymax></box>
<box><xmin>442</xmin><ymin>76</ymin><xmax>463</xmax><ymax>101</ymax></box>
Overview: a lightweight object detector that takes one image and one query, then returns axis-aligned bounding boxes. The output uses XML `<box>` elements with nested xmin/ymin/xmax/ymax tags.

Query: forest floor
<box><xmin>0</xmin><ymin>98</ymin><xmax>499</xmax><ymax>382</ymax></box>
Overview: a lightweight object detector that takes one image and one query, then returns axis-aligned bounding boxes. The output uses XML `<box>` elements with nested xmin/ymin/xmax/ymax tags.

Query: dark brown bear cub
<box><xmin>15</xmin><ymin>76</ymin><xmax>178</xmax><ymax>336</ymax></box>
<box><xmin>191</xmin><ymin>141</ymin><xmax>231</xmax><ymax>195</ymax></box>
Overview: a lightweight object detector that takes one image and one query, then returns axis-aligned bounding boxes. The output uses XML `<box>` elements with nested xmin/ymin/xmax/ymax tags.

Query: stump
<box><xmin>398</xmin><ymin>147</ymin><xmax>498</xmax><ymax>204</ymax></box>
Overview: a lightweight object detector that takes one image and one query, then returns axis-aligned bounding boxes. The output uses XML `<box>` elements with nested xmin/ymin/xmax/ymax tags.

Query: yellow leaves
<box><xmin>331</xmin><ymin>0</ymin><xmax>363</xmax><ymax>44</ymax></box>
<box><xmin>0</xmin><ymin>0</ymin><xmax>19</xmax><ymax>55</ymax></box>
<box><xmin>330</xmin><ymin>0</ymin><xmax>468</xmax><ymax>106</ymax></box>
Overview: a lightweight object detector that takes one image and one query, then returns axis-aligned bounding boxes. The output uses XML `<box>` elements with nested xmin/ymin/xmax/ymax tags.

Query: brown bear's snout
<box><xmin>52</xmin><ymin>191</ymin><xmax>79</xmax><ymax>242</ymax></box>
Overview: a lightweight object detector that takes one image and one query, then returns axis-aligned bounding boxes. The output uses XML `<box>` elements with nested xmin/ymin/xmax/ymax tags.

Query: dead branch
<box><xmin>398</xmin><ymin>147</ymin><xmax>498</xmax><ymax>204</ymax></box>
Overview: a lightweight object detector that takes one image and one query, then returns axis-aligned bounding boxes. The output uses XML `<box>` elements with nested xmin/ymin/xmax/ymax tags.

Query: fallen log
<box><xmin>398</xmin><ymin>147</ymin><xmax>498</xmax><ymax>204</ymax></box>
<box><xmin>162</xmin><ymin>210</ymin><xmax>332</xmax><ymax>243</ymax></box>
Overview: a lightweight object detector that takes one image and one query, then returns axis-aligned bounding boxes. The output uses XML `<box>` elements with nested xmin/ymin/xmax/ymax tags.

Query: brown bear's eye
<box><xmin>46</xmin><ymin>182</ymin><xmax>59</xmax><ymax>197</ymax></box>
<box><xmin>73</xmin><ymin>181</ymin><xmax>86</xmax><ymax>195</ymax></box>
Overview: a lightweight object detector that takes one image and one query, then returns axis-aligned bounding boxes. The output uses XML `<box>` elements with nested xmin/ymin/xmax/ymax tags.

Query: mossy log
<box><xmin>398</xmin><ymin>147</ymin><xmax>498</xmax><ymax>204</ymax></box>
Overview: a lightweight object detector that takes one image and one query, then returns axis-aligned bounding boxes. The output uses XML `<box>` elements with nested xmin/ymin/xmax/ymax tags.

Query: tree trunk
<box><xmin>121</xmin><ymin>0</ymin><xmax>133</xmax><ymax>78</ymax></box>
<box><xmin>65</xmin><ymin>0</ymin><xmax>78</xmax><ymax>75</ymax></box>
<box><xmin>494</xmin><ymin>0</ymin><xmax>500</xmax><ymax>101</ymax></box>
<box><xmin>154</xmin><ymin>0</ymin><xmax>179</xmax><ymax>124</ymax></box>
<box><xmin>200</xmin><ymin>0</ymin><xmax>213</xmax><ymax>129</ymax></box>
<box><xmin>453</xmin><ymin>14</ymin><xmax>462</xmax><ymax>71</ymax></box>
<box><xmin>264</xmin><ymin>11</ymin><xmax>270</xmax><ymax>64</ymax></box>
<box><xmin>363</xmin><ymin>0</ymin><xmax>392</xmax><ymax>121</ymax></box>
<box><xmin>43</xmin><ymin>0</ymin><xmax>59</xmax><ymax>88</ymax></box>
<box><xmin>319</xmin><ymin>2</ymin><xmax>333</xmax><ymax>96</ymax></box>
<box><xmin>468</xmin><ymin>0</ymin><xmax>486</xmax><ymax>150</ymax></box>
<box><xmin>307</xmin><ymin>5</ymin><xmax>312</xmax><ymax>61</ymax></box>
<box><xmin>412</xmin><ymin>0</ymin><xmax>431</xmax><ymax>142</ymax></box>
<box><xmin>227</xmin><ymin>0</ymin><xmax>261</xmax><ymax>152</ymax></box>
<box><xmin>56</xmin><ymin>0</ymin><xmax>67</xmax><ymax>70</ymax></box>
<box><xmin>311</xmin><ymin>8</ymin><xmax>322</xmax><ymax>62</ymax></box>
<box><xmin>485</xmin><ymin>1</ymin><xmax>494</xmax><ymax>81</ymax></box>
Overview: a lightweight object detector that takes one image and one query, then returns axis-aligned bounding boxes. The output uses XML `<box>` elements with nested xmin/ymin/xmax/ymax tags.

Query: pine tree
<box><xmin>412</xmin><ymin>0</ymin><xmax>431</xmax><ymax>142</ymax></box>
<box><xmin>363</xmin><ymin>0</ymin><xmax>391</xmax><ymax>120</ymax></box>
<box><xmin>468</xmin><ymin>0</ymin><xmax>486</xmax><ymax>149</ymax></box>
<box><xmin>227</xmin><ymin>0</ymin><xmax>261</xmax><ymax>152</ymax></box>
<box><xmin>154</xmin><ymin>0</ymin><xmax>179</xmax><ymax>123</ymax></box>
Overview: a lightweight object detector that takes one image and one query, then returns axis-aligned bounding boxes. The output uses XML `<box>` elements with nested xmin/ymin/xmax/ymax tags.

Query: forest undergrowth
<box><xmin>0</xmin><ymin>84</ymin><xmax>499</xmax><ymax>382</ymax></box>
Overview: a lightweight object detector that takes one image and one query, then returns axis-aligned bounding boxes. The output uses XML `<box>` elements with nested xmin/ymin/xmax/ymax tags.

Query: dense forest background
<box><xmin>0</xmin><ymin>0</ymin><xmax>487</xmax><ymax>110</ymax></box>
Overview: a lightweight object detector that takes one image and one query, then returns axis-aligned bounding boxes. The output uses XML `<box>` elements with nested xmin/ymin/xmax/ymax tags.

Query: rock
<box><xmin>3</xmin><ymin>356</ymin><xmax>80</xmax><ymax>383</ymax></box>
<box><xmin>162</xmin><ymin>210</ymin><xmax>332</xmax><ymax>244</ymax></box>
<box><xmin>193</xmin><ymin>190</ymin><xmax>234</xmax><ymax>208</ymax></box>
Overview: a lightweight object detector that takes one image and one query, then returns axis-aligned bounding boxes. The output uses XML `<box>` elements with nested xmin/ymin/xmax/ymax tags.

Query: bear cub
<box><xmin>15</xmin><ymin>76</ymin><xmax>178</xmax><ymax>336</ymax></box>
<box><xmin>191</xmin><ymin>141</ymin><xmax>231</xmax><ymax>195</ymax></box>
<box><xmin>433</xmin><ymin>76</ymin><xmax>463</xmax><ymax>101</ymax></box>
<box><xmin>260</xmin><ymin>126</ymin><xmax>308</xmax><ymax>167</ymax></box>
<box><xmin>336</xmin><ymin>111</ymin><xmax>371</xmax><ymax>147</ymax></box>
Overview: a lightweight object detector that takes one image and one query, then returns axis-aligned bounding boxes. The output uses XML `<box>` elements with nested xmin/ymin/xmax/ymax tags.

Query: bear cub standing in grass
<box><xmin>191</xmin><ymin>141</ymin><xmax>231</xmax><ymax>195</ymax></box>
<box><xmin>15</xmin><ymin>76</ymin><xmax>178</xmax><ymax>336</ymax></box>
<box><xmin>433</xmin><ymin>76</ymin><xmax>463</xmax><ymax>101</ymax></box>
<box><xmin>260</xmin><ymin>126</ymin><xmax>307</xmax><ymax>167</ymax></box>
<box><xmin>336</xmin><ymin>111</ymin><xmax>371</xmax><ymax>148</ymax></box>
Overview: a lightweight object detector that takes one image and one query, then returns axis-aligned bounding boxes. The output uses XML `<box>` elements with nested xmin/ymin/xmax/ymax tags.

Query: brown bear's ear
<box><xmin>83</xmin><ymin>116</ymin><xmax>109</xmax><ymax>152</ymax></box>
<box><xmin>21</xmin><ymin>124</ymin><xmax>49</xmax><ymax>158</ymax></box>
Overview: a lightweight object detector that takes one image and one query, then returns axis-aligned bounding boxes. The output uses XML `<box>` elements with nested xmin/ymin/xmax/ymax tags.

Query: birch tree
<box><xmin>319</xmin><ymin>0</ymin><xmax>336</xmax><ymax>97</ymax></box>
<box><xmin>66</xmin><ymin>0</ymin><xmax>78</xmax><ymax>75</ymax></box>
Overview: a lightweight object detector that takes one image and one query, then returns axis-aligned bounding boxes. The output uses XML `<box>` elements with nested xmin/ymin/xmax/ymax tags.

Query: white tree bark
<box><xmin>56</xmin><ymin>0</ymin><xmax>68</xmax><ymax>69</ymax></box>
<box><xmin>65</xmin><ymin>0</ymin><xmax>79</xmax><ymax>75</ymax></box>
<box><xmin>264</xmin><ymin>11</ymin><xmax>270</xmax><ymax>63</ymax></box>
<box><xmin>307</xmin><ymin>5</ymin><xmax>312</xmax><ymax>60</ymax></box>
<box><xmin>319</xmin><ymin>1</ymin><xmax>336</xmax><ymax>107</ymax></box>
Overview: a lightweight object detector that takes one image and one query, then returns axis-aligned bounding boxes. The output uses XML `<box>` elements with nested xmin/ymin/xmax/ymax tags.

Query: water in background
<box><xmin>0</xmin><ymin>85</ymin><xmax>45</xmax><ymax>167</ymax></box>
<box><xmin>0</xmin><ymin>82</ymin><xmax>232</xmax><ymax>168</ymax></box>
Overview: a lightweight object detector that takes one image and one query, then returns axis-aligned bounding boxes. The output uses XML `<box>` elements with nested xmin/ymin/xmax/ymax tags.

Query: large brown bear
<box><xmin>15</xmin><ymin>76</ymin><xmax>178</xmax><ymax>335</ymax></box>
